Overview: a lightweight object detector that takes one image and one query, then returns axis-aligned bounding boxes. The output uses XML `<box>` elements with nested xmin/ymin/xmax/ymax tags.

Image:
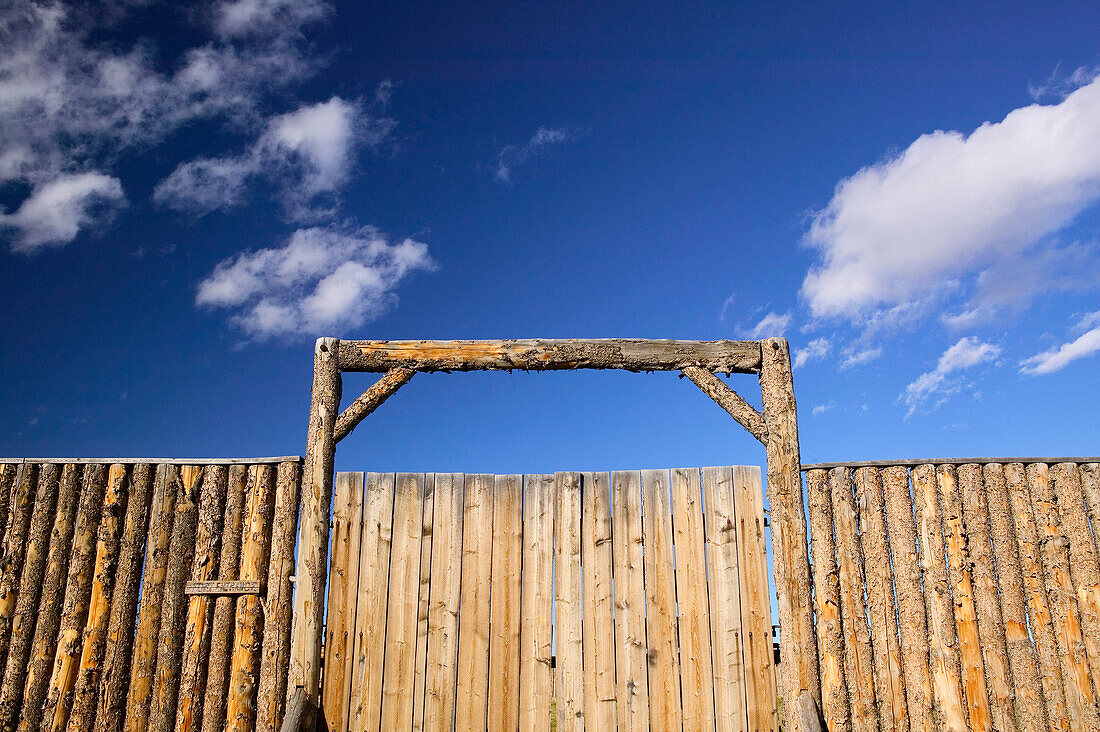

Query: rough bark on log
<box><xmin>911</xmin><ymin>464</ymin><xmax>967</xmax><ymax>732</ymax></box>
<box><xmin>0</xmin><ymin>463</ymin><xmax>39</xmax><ymax>675</ymax></box>
<box><xmin>1004</xmin><ymin>463</ymin><xmax>1069</xmax><ymax>731</ymax></box>
<box><xmin>759</xmin><ymin>338</ymin><xmax>818</xmax><ymax>729</ymax></box>
<box><xmin>854</xmin><ymin>467</ymin><xmax>908</xmax><ymax>732</ymax></box>
<box><xmin>681</xmin><ymin>365</ymin><xmax>768</xmax><ymax>443</ymax></box>
<box><xmin>287</xmin><ymin>337</ymin><xmax>341</xmax><ymax>720</ymax></box>
<box><xmin>1083</xmin><ymin>464</ymin><xmax>1100</xmax><ymax>551</ymax></box>
<box><xmin>175</xmin><ymin>466</ymin><xmax>229</xmax><ymax>732</ymax></box>
<box><xmin>39</xmin><ymin>463</ymin><xmax>107</xmax><ymax>732</ymax></box>
<box><xmin>97</xmin><ymin>463</ymin><xmax>156</xmax><ymax>732</ymax></box>
<box><xmin>333</xmin><ymin>368</ymin><xmax>414</xmax><ymax>442</ymax></box>
<box><xmin>13</xmin><ymin>464</ymin><xmax>81</xmax><ymax>732</ymax></box>
<box><xmin>200</xmin><ymin>465</ymin><xmax>249</xmax><ymax>732</ymax></box>
<box><xmin>226</xmin><ymin>465</ymin><xmax>277</xmax><ymax>732</ymax></box>
<box><xmin>0</xmin><ymin>463</ymin><xmax>59</xmax><ymax>729</ymax></box>
<box><xmin>0</xmin><ymin>466</ymin><xmax>17</xmax><ymax>563</ymax></box>
<box><xmin>255</xmin><ymin>461</ymin><xmax>301</xmax><ymax>732</ymax></box>
<box><xmin>123</xmin><ymin>464</ymin><xmax>179</xmax><ymax>732</ymax></box>
<box><xmin>881</xmin><ymin>467</ymin><xmax>933</xmax><ymax>732</ymax></box>
<box><xmin>337</xmin><ymin>338</ymin><xmax>763</xmax><ymax>373</ymax></box>
<box><xmin>147</xmin><ymin>465</ymin><xmax>203</xmax><ymax>732</ymax></box>
<box><xmin>805</xmin><ymin>469</ymin><xmax>849</xmax><ymax>732</ymax></box>
<box><xmin>68</xmin><ymin>463</ymin><xmax>131</xmax><ymax>731</ymax></box>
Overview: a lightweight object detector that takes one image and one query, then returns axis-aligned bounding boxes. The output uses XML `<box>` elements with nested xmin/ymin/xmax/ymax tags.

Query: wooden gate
<box><xmin>321</xmin><ymin>467</ymin><xmax>778</xmax><ymax>731</ymax></box>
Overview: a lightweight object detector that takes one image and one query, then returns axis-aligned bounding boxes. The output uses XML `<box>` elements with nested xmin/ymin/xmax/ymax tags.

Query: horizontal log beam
<box><xmin>336</xmin><ymin>339</ymin><xmax>762</xmax><ymax>373</ymax></box>
<box><xmin>333</xmin><ymin>368</ymin><xmax>415</xmax><ymax>442</ymax></box>
<box><xmin>801</xmin><ymin>457</ymin><xmax>1100</xmax><ymax>471</ymax></box>
<box><xmin>681</xmin><ymin>366</ymin><xmax>769</xmax><ymax>444</ymax></box>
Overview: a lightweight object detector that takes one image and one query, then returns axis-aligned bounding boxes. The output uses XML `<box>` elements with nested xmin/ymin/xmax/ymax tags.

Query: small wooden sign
<box><xmin>184</xmin><ymin>580</ymin><xmax>263</xmax><ymax>596</ymax></box>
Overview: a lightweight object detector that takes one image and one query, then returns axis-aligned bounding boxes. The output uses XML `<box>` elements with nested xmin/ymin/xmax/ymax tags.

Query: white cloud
<box><xmin>903</xmin><ymin>336</ymin><xmax>1001</xmax><ymax>416</ymax></box>
<box><xmin>802</xmin><ymin>73</ymin><xmax>1100</xmax><ymax>327</ymax></box>
<box><xmin>496</xmin><ymin>126</ymin><xmax>571</xmax><ymax>183</ymax></box>
<box><xmin>215</xmin><ymin>0</ymin><xmax>330</xmax><ymax>39</ymax></box>
<box><xmin>197</xmin><ymin>225</ymin><xmax>435</xmax><ymax>338</ymax></box>
<box><xmin>812</xmin><ymin>401</ymin><xmax>835</xmax><ymax>416</ymax></box>
<box><xmin>0</xmin><ymin>172</ymin><xmax>124</xmax><ymax>252</ymax></box>
<box><xmin>746</xmin><ymin>311</ymin><xmax>790</xmax><ymax>339</ymax></box>
<box><xmin>1029</xmin><ymin>64</ymin><xmax>1099</xmax><ymax>102</ymax></box>
<box><xmin>793</xmin><ymin>337</ymin><xmax>831</xmax><ymax>368</ymax></box>
<box><xmin>1020</xmin><ymin>311</ymin><xmax>1100</xmax><ymax>374</ymax></box>
<box><xmin>155</xmin><ymin>97</ymin><xmax>384</xmax><ymax>219</ymax></box>
<box><xmin>840</xmin><ymin>346</ymin><xmax>883</xmax><ymax>369</ymax></box>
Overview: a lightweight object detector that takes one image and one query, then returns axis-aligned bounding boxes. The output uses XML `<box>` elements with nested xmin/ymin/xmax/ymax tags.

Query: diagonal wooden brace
<box><xmin>681</xmin><ymin>365</ymin><xmax>769</xmax><ymax>444</ymax></box>
<box><xmin>333</xmin><ymin>367</ymin><xmax>416</xmax><ymax>442</ymax></box>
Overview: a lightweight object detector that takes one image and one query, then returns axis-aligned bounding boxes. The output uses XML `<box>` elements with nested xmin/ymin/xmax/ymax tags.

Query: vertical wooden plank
<box><xmin>956</xmin><ymin>464</ymin><xmax>1013</xmax><ymax>731</ymax></box>
<box><xmin>423</xmin><ymin>474</ymin><xmax>465</xmax><ymax>732</ymax></box>
<box><xmin>0</xmin><ymin>463</ymin><xmax>59</xmax><ymax>731</ymax></box>
<box><xmin>554</xmin><ymin>471</ymin><xmax>584</xmax><ymax>732</ymax></box>
<box><xmin>671</xmin><ymin>467</ymin><xmax>716</xmax><ymax>731</ymax></box>
<box><xmin>147</xmin><ymin>465</ymin><xmax>203</xmax><ymax>732</ymax></box>
<box><xmin>347</xmin><ymin>472</ymin><xmax>395</xmax><ymax>732</ymax></box>
<box><xmin>641</xmin><ymin>468</ymin><xmax>682</xmax><ymax>732</ymax></box>
<box><xmin>734</xmin><ymin>465</ymin><xmax>777</xmax><ymax>732</ymax></box>
<box><xmin>580</xmin><ymin>472</ymin><xmax>616</xmax><ymax>731</ymax></box>
<box><xmin>256</xmin><ymin>460</ymin><xmax>302</xmax><ymax>732</ymax></box>
<box><xmin>122</xmin><ymin>464</ymin><xmax>178</xmax><ymax>732</ymax></box>
<box><xmin>1050</xmin><ymin>463</ymin><xmax>1100</xmax><ymax>688</ymax></box>
<box><xmin>827</xmin><ymin>468</ymin><xmax>877</xmax><ymax>730</ymax></box>
<box><xmin>200</xmin><ymin>465</ymin><xmax>249</xmax><ymax>732</ymax></box>
<box><xmin>805</xmin><ymin>469</ymin><xmax>848</xmax><ymax>732</ymax></box>
<box><xmin>980</xmin><ymin>463</ymin><xmax>1048</xmax><ymax>732</ymax></box>
<box><xmin>0</xmin><ymin>463</ymin><xmax>39</xmax><ymax>676</ymax></box>
<box><xmin>853</xmin><ymin>467</ymin><xmax>908</xmax><ymax>732</ymax></box>
<box><xmin>68</xmin><ymin>464</ymin><xmax>132</xmax><ymax>731</ymax></box>
<box><xmin>380</xmin><ymin>473</ymin><xmax>426</xmax><ymax>731</ymax></box>
<box><xmin>910</xmin><ymin>464</ymin><xmax>967</xmax><ymax>732</ymax></box>
<box><xmin>1026</xmin><ymin>463</ymin><xmax>1098</xmax><ymax>729</ymax></box>
<box><xmin>39</xmin><ymin>463</ymin><xmax>107</xmax><ymax>732</ymax></box>
<box><xmin>880</xmin><ymin>467</ymin><xmax>933</xmax><ymax>732</ymax></box>
<box><xmin>323</xmin><ymin>472</ymin><xmax>365</xmax><ymax>732</ymax></box>
<box><xmin>1083</xmin><ymin>464</ymin><xmax>1100</xmax><ymax>554</ymax></box>
<box><xmin>703</xmin><ymin>466</ymin><xmax>748</xmax><ymax>732</ymax></box>
<box><xmin>97</xmin><ymin>463</ymin><xmax>156</xmax><ymax>732</ymax></box>
<box><xmin>1004</xmin><ymin>463</ymin><xmax>1069</xmax><ymax>731</ymax></box>
<box><xmin>174</xmin><ymin>466</ymin><xmax>229</xmax><ymax>732</ymax></box>
<box><xmin>936</xmin><ymin>465</ymin><xmax>992</xmax><ymax>732</ymax></box>
<box><xmin>611</xmin><ymin>470</ymin><xmax>649</xmax><ymax>732</ymax></box>
<box><xmin>16</xmin><ymin>464</ymin><xmax>82</xmax><ymax>732</ymax></box>
<box><xmin>518</xmin><ymin>475</ymin><xmax>554</xmax><ymax>732</ymax></box>
<box><xmin>410</xmin><ymin>473</ymin><xmax>435</xmax><ymax>732</ymax></box>
<box><xmin>488</xmin><ymin>474</ymin><xmax>522</xmax><ymax>732</ymax></box>
<box><xmin>225</xmin><ymin>464</ymin><xmax>277</xmax><ymax>732</ymax></box>
<box><xmin>454</xmin><ymin>474</ymin><xmax>494</xmax><ymax>731</ymax></box>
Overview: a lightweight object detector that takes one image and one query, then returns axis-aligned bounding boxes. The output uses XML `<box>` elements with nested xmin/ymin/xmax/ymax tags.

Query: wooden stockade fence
<box><xmin>802</xmin><ymin>459</ymin><xmax>1100</xmax><ymax>732</ymax></box>
<box><xmin>321</xmin><ymin>467</ymin><xmax>778</xmax><ymax>731</ymax></box>
<box><xmin>0</xmin><ymin>457</ymin><xmax>301</xmax><ymax>732</ymax></box>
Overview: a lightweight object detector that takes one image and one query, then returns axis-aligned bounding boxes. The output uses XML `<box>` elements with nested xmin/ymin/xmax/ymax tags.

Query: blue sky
<box><xmin>1</xmin><ymin>0</ymin><xmax>1098</xmax><ymax>473</ymax></box>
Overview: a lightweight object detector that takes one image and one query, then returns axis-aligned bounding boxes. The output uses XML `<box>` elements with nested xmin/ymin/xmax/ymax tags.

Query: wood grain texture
<box><xmin>1004</xmin><ymin>463</ymin><xmax>1069</xmax><ymax>731</ymax></box>
<box><xmin>554</xmin><ymin>472</ymin><xmax>584</xmax><ymax>732</ymax></box>
<box><xmin>322</xmin><ymin>472</ymin><xmax>364</xmax><ymax>732</ymax></box>
<box><xmin>337</xmin><ymin>338</ymin><xmax>763</xmax><ymax>373</ymax></box>
<box><xmin>702</xmin><ymin>466</ymin><xmax>748</xmax><ymax>732</ymax></box>
<box><xmin>681</xmin><ymin>366</ymin><xmax>768</xmax><ymax>442</ymax></box>
<box><xmin>671</xmin><ymin>468</ymin><xmax>717</xmax><ymax>731</ymax></box>
<box><xmin>517</xmin><ymin>474</ymin><xmax>554</xmax><ymax>731</ymax></box>
<box><xmin>611</xmin><ymin>470</ymin><xmax>649</xmax><ymax>732</ymax></box>
<box><xmin>454</xmin><ymin>474</ymin><xmax>493</xmax><ymax>731</ymax></box>
<box><xmin>980</xmin><ymin>463</ymin><xmax>1048</xmax><ymax>732</ymax></box>
<box><xmin>806</xmin><ymin>469</ymin><xmax>848</xmax><ymax>732</ymax></box>
<box><xmin>332</xmin><ymin>368</ymin><xmax>415</xmax><ymax>442</ymax></box>
<box><xmin>0</xmin><ymin>463</ymin><xmax>39</xmax><ymax>678</ymax></box>
<box><xmin>410</xmin><ymin>473</ymin><xmax>434</xmax><ymax>732</ymax></box>
<box><xmin>488</xmin><ymin>474</ymin><xmax>522</xmax><ymax>732</ymax></box>
<box><xmin>580</xmin><ymin>472</ymin><xmax>616</xmax><ymax>731</ymax></box>
<box><xmin>423</xmin><ymin>474</ymin><xmax>465</xmax><ymax>732</ymax></box>
<box><xmin>641</xmin><ymin>469</ymin><xmax>682</xmax><ymax>731</ymax></box>
<box><xmin>853</xmin><ymin>467</ymin><xmax>908</xmax><ymax>732</ymax></box>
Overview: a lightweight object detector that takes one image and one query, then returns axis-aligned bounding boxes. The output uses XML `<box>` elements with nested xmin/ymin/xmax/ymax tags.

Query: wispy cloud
<box><xmin>0</xmin><ymin>172</ymin><xmax>124</xmax><ymax>253</ymax></box>
<box><xmin>840</xmin><ymin>346</ymin><xmax>883</xmax><ymax>370</ymax></box>
<box><xmin>793</xmin><ymin>337</ymin><xmax>831</xmax><ymax>368</ymax></box>
<box><xmin>1020</xmin><ymin>311</ymin><xmax>1100</xmax><ymax>375</ymax></box>
<box><xmin>1029</xmin><ymin>64</ymin><xmax>1099</xmax><ymax>102</ymax></box>
<box><xmin>495</xmin><ymin>126</ymin><xmax>571</xmax><ymax>183</ymax></box>
<box><xmin>746</xmin><ymin>311</ymin><xmax>790</xmax><ymax>339</ymax></box>
<box><xmin>812</xmin><ymin>401</ymin><xmax>835</xmax><ymax>416</ymax></box>
<box><xmin>903</xmin><ymin>336</ymin><xmax>1000</xmax><ymax>416</ymax></box>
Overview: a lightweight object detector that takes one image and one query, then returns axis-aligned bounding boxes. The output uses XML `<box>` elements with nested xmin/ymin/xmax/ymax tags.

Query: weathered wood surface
<box><xmin>0</xmin><ymin>463</ymin><xmax>39</xmax><ymax>678</ymax></box>
<box><xmin>488</xmin><ymin>475</ymin><xmax>522</xmax><ymax>732</ymax></box>
<box><xmin>332</xmin><ymin>368</ymin><xmax>415</xmax><ymax>442</ymax></box>
<box><xmin>337</xmin><ymin>338</ymin><xmax>763</xmax><ymax>372</ymax></box>
<box><xmin>580</xmin><ymin>472</ymin><xmax>616</xmax><ymax>731</ymax></box>
<box><xmin>322</xmin><ymin>472</ymin><xmax>363</xmax><ymax>731</ymax></box>
<box><xmin>610</xmin><ymin>471</ymin><xmax>648</xmax><ymax>732</ymax></box>
<box><xmin>806</xmin><ymin>469</ymin><xmax>848</xmax><ymax>732</ymax></box>
<box><xmin>759</xmin><ymin>338</ymin><xmax>818</xmax><ymax>729</ymax></box>
<box><xmin>409</xmin><ymin>473</ymin><xmax>434</xmax><ymax>732</ymax></box>
<box><xmin>424</xmin><ymin>474</ymin><xmax>465</xmax><ymax>731</ymax></box>
<box><xmin>640</xmin><ymin>469</ymin><xmax>682</xmax><ymax>730</ymax></box>
<box><xmin>555</xmin><ymin>472</ymin><xmax>584</xmax><ymax>732</ymax></box>
<box><xmin>454</xmin><ymin>474</ymin><xmax>493</xmax><ymax>731</ymax></box>
<box><xmin>681</xmin><ymin>365</ymin><xmax>769</xmax><ymax>442</ymax></box>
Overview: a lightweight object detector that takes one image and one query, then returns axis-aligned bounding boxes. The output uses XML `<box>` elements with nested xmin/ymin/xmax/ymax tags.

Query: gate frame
<box><xmin>282</xmin><ymin>337</ymin><xmax>820</xmax><ymax>731</ymax></box>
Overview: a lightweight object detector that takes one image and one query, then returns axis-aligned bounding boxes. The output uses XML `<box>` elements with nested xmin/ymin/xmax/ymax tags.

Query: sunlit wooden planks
<box><xmin>611</xmin><ymin>470</ymin><xmax>649</xmax><ymax>732</ymax></box>
<box><xmin>488</xmin><ymin>475</ymin><xmax>522</xmax><ymax>731</ymax></box>
<box><xmin>554</xmin><ymin>471</ymin><xmax>584</xmax><ymax>731</ymax></box>
<box><xmin>641</xmin><ymin>469</ymin><xmax>682</xmax><ymax>730</ymax></box>
<box><xmin>581</xmin><ymin>472</ymin><xmax>616</xmax><ymax>730</ymax></box>
<box><xmin>518</xmin><ymin>474</ymin><xmax>554</xmax><ymax>731</ymax></box>
<box><xmin>423</xmin><ymin>474</ymin><xmax>465</xmax><ymax>731</ymax></box>
<box><xmin>322</xmin><ymin>472</ymin><xmax>364</xmax><ymax>731</ymax></box>
<box><xmin>453</xmin><ymin>474</ymin><xmax>493</xmax><ymax>730</ymax></box>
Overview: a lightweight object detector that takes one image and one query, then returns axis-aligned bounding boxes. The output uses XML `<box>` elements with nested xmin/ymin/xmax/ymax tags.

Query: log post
<box><xmin>758</xmin><ymin>337</ymin><xmax>819</xmax><ymax>730</ymax></box>
<box><xmin>285</xmin><ymin>337</ymin><xmax>342</xmax><ymax>729</ymax></box>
